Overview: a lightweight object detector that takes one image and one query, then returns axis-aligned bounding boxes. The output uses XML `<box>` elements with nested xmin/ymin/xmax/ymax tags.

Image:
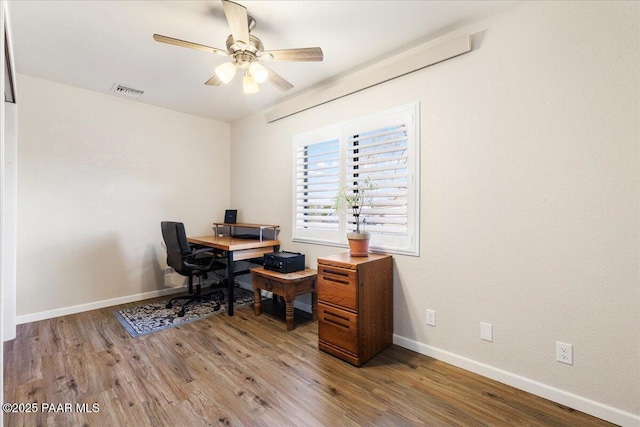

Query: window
<box><xmin>293</xmin><ymin>103</ymin><xmax>420</xmax><ymax>256</ymax></box>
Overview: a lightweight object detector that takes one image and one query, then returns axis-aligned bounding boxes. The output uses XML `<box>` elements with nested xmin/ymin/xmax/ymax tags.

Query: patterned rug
<box><xmin>113</xmin><ymin>286</ymin><xmax>255</xmax><ymax>337</ymax></box>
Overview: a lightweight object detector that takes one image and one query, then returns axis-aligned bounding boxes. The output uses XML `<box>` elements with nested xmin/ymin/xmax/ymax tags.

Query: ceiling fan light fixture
<box><xmin>249</xmin><ymin>62</ymin><xmax>268</xmax><ymax>84</ymax></box>
<box><xmin>154</xmin><ymin>0</ymin><xmax>323</xmax><ymax>94</ymax></box>
<box><xmin>243</xmin><ymin>73</ymin><xmax>259</xmax><ymax>94</ymax></box>
<box><xmin>215</xmin><ymin>61</ymin><xmax>237</xmax><ymax>84</ymax></box>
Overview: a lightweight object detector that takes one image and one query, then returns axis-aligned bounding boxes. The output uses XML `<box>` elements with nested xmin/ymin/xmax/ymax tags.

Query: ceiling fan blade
<box><xmin>204</xmin><ymin>74</ymin><xmax>223</xmax><ymax>86</ymax></box>
<box><xmin>263</xmin><ymin>65</ymin><xmax>294</xmax><ymax>92</ymax></box>
<box><xmin>261</xmin><ymin>47</ymin><xmax>323</xmax><ymax>62</ymax></box>
<box><xmin>222</xmin><ymin>0</ymin><xmax>250</xmax><ymax>46</ymax></box>
<box><xmin>153</xmin><ymin>34</ymin><xmax>228</xmax><ymax>56</ymax></box>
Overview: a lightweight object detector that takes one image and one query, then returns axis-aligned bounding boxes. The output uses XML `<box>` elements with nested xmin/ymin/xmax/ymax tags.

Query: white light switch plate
<box><xmin>481</xmin><ymin>322</ymin><xmax>493</xmax><ymax>342</ymax></box>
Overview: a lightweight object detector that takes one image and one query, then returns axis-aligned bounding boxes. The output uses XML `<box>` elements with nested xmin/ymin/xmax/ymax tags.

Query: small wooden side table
<box><xmin>250</xmin><ymin>267</ymin><xmax>318</xmax><ymax>331</ymax></box>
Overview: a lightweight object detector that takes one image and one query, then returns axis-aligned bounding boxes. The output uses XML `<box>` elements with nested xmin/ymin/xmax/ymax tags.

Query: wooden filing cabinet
<box><xmin>317</xmin><ymin>253</ymin><xmax>393</xmax><ymax>366</ymax></box>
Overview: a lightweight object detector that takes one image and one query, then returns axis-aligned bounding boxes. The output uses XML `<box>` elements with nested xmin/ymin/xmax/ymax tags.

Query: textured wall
<box><xmin>16</xmin><ymin>75</ymin><xmax>231</xmax><ymax>316</ymax></box>
<box><xmin>230</xmin><ymin>1</ymin><xmax>639</xmax><ymax>420</ymax></box>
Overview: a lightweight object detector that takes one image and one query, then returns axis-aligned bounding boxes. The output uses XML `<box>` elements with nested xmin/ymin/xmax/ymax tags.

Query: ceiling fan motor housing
<box><xmin>226</xmin><ymin>33</ymin><xmax>264</xmax><ymax>68</ymax></box>
<box><xmin>153</xmin><ymin>1</ymin><xmax>321</xmax><ymax>92</ymax></box>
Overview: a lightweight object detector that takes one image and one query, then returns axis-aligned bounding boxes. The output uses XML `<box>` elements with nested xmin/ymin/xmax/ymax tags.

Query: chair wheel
<box><xmin>213</xmin><ymin>302</ymin><xmax>221</xmax><ymax>312</ymax></box>
<box><xmin>165</xmin><ymin>303</ymin><xmax>173</xmax><ymax>309</ymax></box>
<box><xmin>177</xmin><ymin>309</ymin><xmax>185</xmax><ymax>317</ymax></box>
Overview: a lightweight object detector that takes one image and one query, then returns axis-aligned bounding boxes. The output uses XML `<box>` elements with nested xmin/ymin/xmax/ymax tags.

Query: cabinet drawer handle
<box><xmin>323</xmin><ymin>268</ymin><xmax>349</xmax><ymax>277</ymax></box>
<box><xmin>323</xmin><ymin>310</ymin><xmax>351</xmax><ymax>329</ymax></box>
<box><xmin>324</xmin><ymin>310</ymin><xmax>350</xmax><ymax>322</ymax></box>
<box><xmin>324</xmin><ymin>317</ymin><xmax>350</xmax><ymax>329</ymax></box>
<box><xmin>321</xmin><ymin>276</ymin><xmax>349</xmax><ymax>285</ymax></box>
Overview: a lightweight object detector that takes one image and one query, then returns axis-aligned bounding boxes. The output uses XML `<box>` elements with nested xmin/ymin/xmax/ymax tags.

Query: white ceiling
<box><xmin>7</xmin><ymin>1</ymin><xmax>512</xmax><ymax>123</ymax></box>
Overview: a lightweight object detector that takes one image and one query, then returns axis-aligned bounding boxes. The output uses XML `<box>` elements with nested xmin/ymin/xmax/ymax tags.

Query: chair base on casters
<box><xmin>166</xmin><ymin>277</ymin><xmax>226</xmax><ymax>317</ymax></box>
<box><xmin>166</xmin><ymin>293</ymin><xmax>222</xmax><ymax>317</ymax></box>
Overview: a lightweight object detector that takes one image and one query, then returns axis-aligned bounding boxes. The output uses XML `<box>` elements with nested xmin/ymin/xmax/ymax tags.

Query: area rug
<box><xmin>113</xmin><ymin>286</ymin><xmax>255</xmax><ymax>337</ymax></box>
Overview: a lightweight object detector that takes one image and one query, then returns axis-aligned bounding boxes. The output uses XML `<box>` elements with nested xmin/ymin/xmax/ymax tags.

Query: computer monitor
<box><xmin>224</xmin><ymin>209</ymin><xmax>237</xmax><ymax>224</ymax></box>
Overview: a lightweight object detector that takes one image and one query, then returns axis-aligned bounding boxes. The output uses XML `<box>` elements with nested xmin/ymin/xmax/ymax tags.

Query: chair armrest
<box><xmin>184</xmin><ymin>249</ymin><xmax>225</xmax><ymax>271</ymax></box>
<box><xmin>190</xmin><ymin>247</ymin><xmax>217</xmax><ymax>257</ymax></box>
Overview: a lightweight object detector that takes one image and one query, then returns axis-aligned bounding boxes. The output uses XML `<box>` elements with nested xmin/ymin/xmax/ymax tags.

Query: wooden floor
<box><xmin>4</xmin><ymin>296</ymin><xmax>614</xmax><ymax>427</ymax></box>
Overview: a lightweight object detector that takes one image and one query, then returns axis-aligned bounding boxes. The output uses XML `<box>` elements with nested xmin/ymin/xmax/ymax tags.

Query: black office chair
<box><xmin>161</xmin><ymin>221</ymin><xmax>226</xmax><ymax>317</ymax></box>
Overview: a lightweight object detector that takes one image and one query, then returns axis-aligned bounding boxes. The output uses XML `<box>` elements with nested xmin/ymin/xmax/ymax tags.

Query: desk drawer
<box><xmin>317</xmin><ymin>265</ymin><xmax>357</xmax><ymax>311</ymax></box>
<box><xmin>252</xmin><ymin>274</ymin><xmax>284</xmax><ymax>296</ymax></box>
<box><xmin>318</xmin><ymin>303</ymin><xmax>358</xmax><ymax>354</ymax></box>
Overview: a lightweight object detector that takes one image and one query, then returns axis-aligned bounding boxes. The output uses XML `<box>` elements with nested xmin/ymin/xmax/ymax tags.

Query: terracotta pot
<box><xmin>347</xmin><ymin>232</ymin><xmax>370</xmax><ymax>257</ymax></box>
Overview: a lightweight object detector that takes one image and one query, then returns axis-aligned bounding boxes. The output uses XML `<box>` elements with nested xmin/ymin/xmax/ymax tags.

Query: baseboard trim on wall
<box><xmin>15</xmin><ymin>286</ymin><xmax>188</xmax><ymax>325</ymax></box>
<box><xmin>18</xmin><ymin>290</ymin><xmax>634</xmax><ymax>425</ymax></box>
<box><xmin>393</xmin><ymin>335</ymin><xmax>639</xmax><ymax>427</ymax></box>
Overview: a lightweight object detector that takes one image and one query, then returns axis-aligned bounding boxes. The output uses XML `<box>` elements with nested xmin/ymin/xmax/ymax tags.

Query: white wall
<box><xmin>230</xmin><ymin>1</ymin><xmax>639</xmax><ymax>424</ymax></box>
<box><xmin>16</xmin><ymin>74</ymin><xmax>230</xmax><ymax>320</ymax></box>
<box><xmin>2</xmin><ymin>102</ymin><xmax>16</xmax><ymax>340</ymax></box>
<box><xmin>2</xmin><ymin>0</ymin><xmax>17</xmax><ymax>339</ymax></box>
<box><xmin>1</xmin><ymin>2</ymin><xmax>8</xmax><ymax>425</ymax></box>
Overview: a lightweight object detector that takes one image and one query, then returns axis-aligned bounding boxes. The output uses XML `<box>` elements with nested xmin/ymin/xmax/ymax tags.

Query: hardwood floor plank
<box><xmin>4</xmin><ymin>297</ymin><xmax>615</xmax><ymax>427</ymax></box>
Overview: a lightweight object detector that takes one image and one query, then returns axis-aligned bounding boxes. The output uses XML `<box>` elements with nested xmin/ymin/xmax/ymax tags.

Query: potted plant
<box><xmin>333</xmin><ymin>178</ymin><xmax>376</xmax><ymax>256</ymax></box>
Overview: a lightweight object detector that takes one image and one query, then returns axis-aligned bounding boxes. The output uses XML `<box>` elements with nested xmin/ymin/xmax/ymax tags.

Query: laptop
<box><xmin>224</xmin><ymin>209</ymin><xmax>237</xmax><ymax>224</ymax></box>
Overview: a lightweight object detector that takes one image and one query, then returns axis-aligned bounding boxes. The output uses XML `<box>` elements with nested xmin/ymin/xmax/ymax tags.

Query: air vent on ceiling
<box><xmin>110</xmin><ymin>83</ymin><xmax>144</xmax><ymax>100</ymax></box>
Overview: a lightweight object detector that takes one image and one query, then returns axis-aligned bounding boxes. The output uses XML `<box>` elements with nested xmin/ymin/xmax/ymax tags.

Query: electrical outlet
<box><xmin>426</xmin><ymin>309</ymin><xmax>436</xmax><ymax>326</ymax></box>
<box><xmin>556</xmin><ymin>342</ymin><xmax>573</xmax><ymax>365</ymax></box>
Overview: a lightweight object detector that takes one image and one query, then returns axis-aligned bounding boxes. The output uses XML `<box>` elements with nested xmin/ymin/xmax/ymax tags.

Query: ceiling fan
<box><xmin>153</xmin><ymin>0</ymin><xmax>323</xmax><ymax>94</ymax></box>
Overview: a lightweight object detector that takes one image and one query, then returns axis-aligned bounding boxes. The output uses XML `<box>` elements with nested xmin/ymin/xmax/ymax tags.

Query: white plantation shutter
<box><xmin>344</xmin><ymin>105</ymin><xmax>418</xmax><ymax>254</ymax></box>
<box><xmin>293</xmin><ymin>126</ymin><xmax>342</xmax><ymax>243</ymax></box>
<box><xmin>293</xmin><ymin>103</ymin><xmax>419</xmax><ymax>255</ymax></box>
<box><xmin>346</xmin><ymin>126</ymin><xmax>408</xmax><ymax>232</ymax></box>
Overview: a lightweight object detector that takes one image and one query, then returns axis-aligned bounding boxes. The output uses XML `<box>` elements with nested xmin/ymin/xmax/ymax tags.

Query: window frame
<box><xmin>292</xmin><ymin>102</ymin><xmax>420</xmax><ymax>256</ymax></box>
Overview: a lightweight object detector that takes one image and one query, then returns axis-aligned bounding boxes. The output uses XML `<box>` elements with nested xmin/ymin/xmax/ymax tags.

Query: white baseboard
<box><xmin>393</xmin><ymin>335</ymin><xmax>640</xmax><ymax>427</ymax></box>
<box><xmin>19</xmin><ymin>290</ymin><xmax>634</xmax><ymax>425</ymax></box>
<box><xmin>14</xmin><ymin>275</ymin><xmax>312</xmax><ymax>325</ymax></box>
<box><xmin>16</xmin><ymin>271</ymin><xmax>236</xmax><ymax>325</ymax></box>
<box><xmin>16</xmin><ymin>286</ymin><xmax>187</xmax><ymax>325</ymax></box>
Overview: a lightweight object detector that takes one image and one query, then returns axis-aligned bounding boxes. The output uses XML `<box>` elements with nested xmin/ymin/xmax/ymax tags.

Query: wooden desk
<box><xmin>250</xmin><ymin>267</ymin><xmax>318</xmax><ymax>331</ymax></box>
<box><xmin>188</xmin><ymin>235</ymin><xmax>280</xmax><ymax>316</ymax></box>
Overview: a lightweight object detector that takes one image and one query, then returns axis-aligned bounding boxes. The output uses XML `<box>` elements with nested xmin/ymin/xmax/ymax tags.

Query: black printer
<box><xmin>263</xmin><ymin>251</ymin><xmax>305</xmax><ymax>273</ymax></box>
